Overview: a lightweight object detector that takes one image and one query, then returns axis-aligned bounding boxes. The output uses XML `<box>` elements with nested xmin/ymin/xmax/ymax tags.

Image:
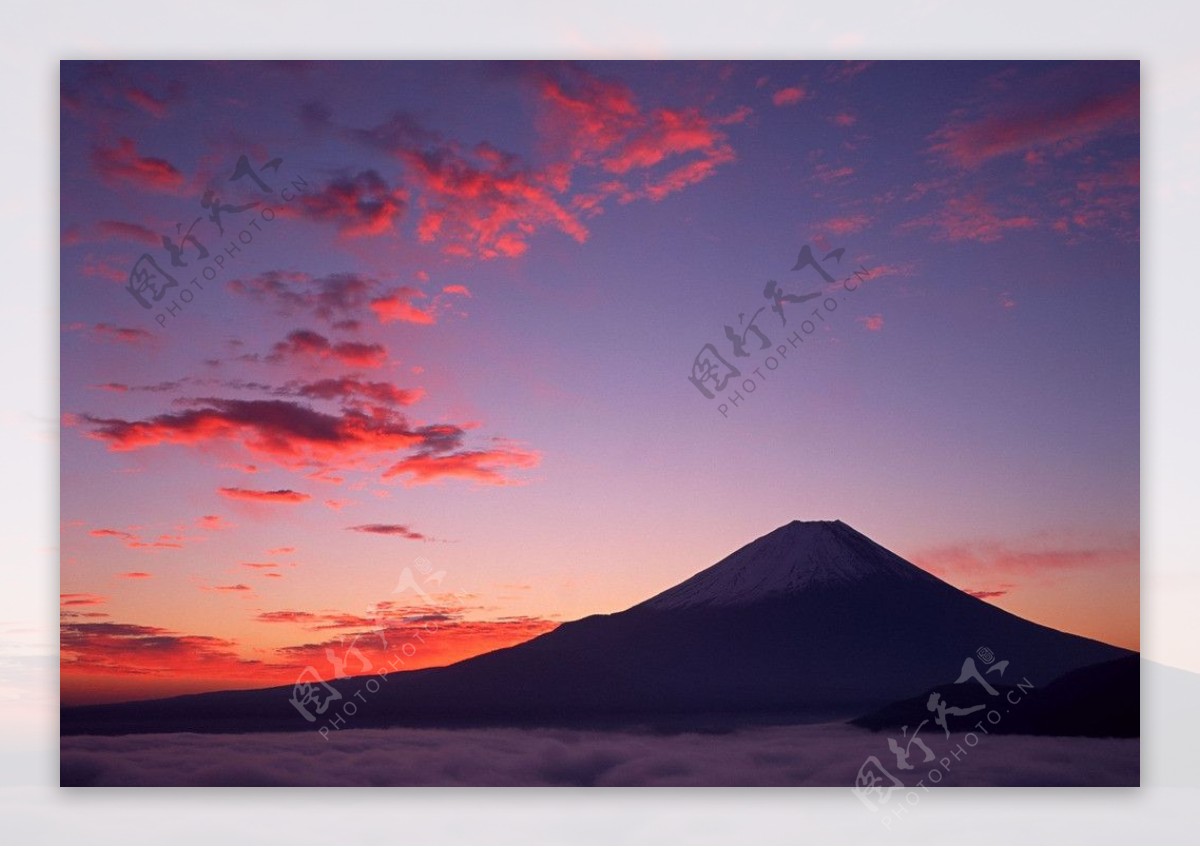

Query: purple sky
<box><xmin>60</xmin><ymin>60</ymin><xmax>1139</xmax><ymax>703</ymax></box>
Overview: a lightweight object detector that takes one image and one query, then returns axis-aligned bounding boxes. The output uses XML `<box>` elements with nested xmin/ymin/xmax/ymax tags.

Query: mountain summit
<box><xmin>641</xmin><ymin>520</ymin><xmax>937</xmax><ymax>610</ymax></box>
<box><xmin>62</xmin><ymin>519</ymin><xmax>1134</xmax><ymax>735</ymax></box>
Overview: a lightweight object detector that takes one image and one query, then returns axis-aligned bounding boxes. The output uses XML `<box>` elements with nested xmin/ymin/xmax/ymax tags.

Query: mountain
<box><xmin>851</xmin><ymin>654</ymin><xmax>1139</xmax><ymax>737</ymax></box>
<box><xmin>61</xmin><ymin>520</ymin><xmax>1134</xmax><ymax>735</ymax></box>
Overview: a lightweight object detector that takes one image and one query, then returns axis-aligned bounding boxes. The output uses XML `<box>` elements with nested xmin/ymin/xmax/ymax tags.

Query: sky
<box><xmin>59</xmin><ymin>60</ymin><xmax>1140</xmax><ymax>705</ymax></box>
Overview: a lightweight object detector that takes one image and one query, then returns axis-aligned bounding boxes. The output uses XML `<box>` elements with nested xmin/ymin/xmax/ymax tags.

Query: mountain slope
<box><xmin>61</xmin><ymin>520</ymin><xmax>1133</xmax><ymax>735</ymax></box>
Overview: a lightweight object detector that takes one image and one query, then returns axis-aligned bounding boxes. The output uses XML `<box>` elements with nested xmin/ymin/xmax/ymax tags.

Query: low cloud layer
<box><xmin>61</xmin><ymin>724</ymin><xmax>1137</xmax><ymax>787</ymax></box>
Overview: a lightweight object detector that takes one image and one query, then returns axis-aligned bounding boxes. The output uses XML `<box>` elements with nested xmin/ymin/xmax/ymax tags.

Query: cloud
<box><xmin>913</xmin><ymin>538</ymin><xmax>1138</xmax><ymax>581</ymax></box>
<box><xmin>198</xmin><ymin>515</ymin><xmax>233</xmax><ymax>531</ymax></box>
<box><xmin>120</xmin><ymin>572</ymin><xmax>153</xmax><ymax>579</ymax></box>
<box><xmin>60</xmin><ymin>593</ymin><xmax>106</xmax><ymax>608</ymax></box>
<box><xmin>91</xmin><ymin>138</ymin><xmax>185</xmax><ymax>192</ymax></box>
<box><xmin>398</xmin><ymin>139</ymin><xmax>588</xmax><ymax>259</ymax></box>
<box><xmin>277</xmin><ymin>377</ymin><xmax>423</xmax><ymax>409</ymax></box>
<box><xmin>60</xmin><ymin>620</ymin><xmax>266</xmax><ymax>681</ymax></box>
<box><xmin>383</xmin><ymin>446</ymin><xmax>540</xmax><ymax>486</ymax></box>
<box><xmin>932</xmin><ymin>83</ymin><xmax>1138</xmax><ymax>169</ymax></box>
<box><xmin>771</xmin><ymin>86</ymin><xmax>808</xmax><ymax>106</ymax></box>
<box><xmin>299</xmin><ymin>100</ymin><xmax>332</xmax><ymax>132</ymax></box>
<box><xmin>442</xmin><ymin>284</ymin><xmax>471</xmax><ymax>297</ymax></box>
<box><xmin>218</xmin><ymin>488</ymin><xmax>311</xmax><ymax>504</ymax></box>
<box><xmin>812</xmin><ymin>163</ymin><xmax>854</xmax><ymax>184</ymax></box>
<box><xmin>815</xmin><ymin>214</ymin><xmax>871</xmax><ymax>235</ymax></box>
<box><xmin>210</xmin><ymin>584</ymin><xmax>252</xmax><ymax>593</ymax></box>
<box><xmin>370</xmin><ymin>287</ymin><xmax>436</xmax><ymax>325</ymax></box>
<box><xmin>347</xmin><ymin>524</ymin><xmax>425</xmax><ymax>540</ymax></box>
<box><xmin>256</xmin><ymin>610</ymin><xmax>319</xmax><ymax>624</ymax></box>
<box><xmin>907</xmin><ymin>194</ymin><xmax>1036</xmax><ymax>243</ymax></box>
<box><xmin>276</xmin><ymin>170</ymin><xmax>407</xmax><ymax>237</ymax></box>
<box><xmin>79</xmin><ymin>397</ymin><xmax>537</xmax><ymax>485</ymax></box>
<box><xmin>227</xmin><ymin>271</ymin><xmax>378</xmax><ymax>325</ymax></box>
<box><xmin>89</xmin><ymin>528</ymin><xmax>183</xmax><ymax>550</ymax></box>
<box><xmin>95</xmin><ymin>220</ymin><xmax>160</xmax><ymax>245</ymax></box>
<box><xmin>535</xmin><ymin>66</ymin><xmax>739</xmax><ymax>205</ymax></box>
<box><xmin>830</xmin><ymin>112</ymin><xmax>857</xmax><ymax>127</ymax></box>
<box><xmin>241</xmin><ymin>562</ymin><xmax>282</xmax><ymax>569</ymax></box>
<box><xmin>343</xmin><ymin>66</ymin><xmax>740</xmax><ymax>259</ymax></box>
<box><xmin>966</xmin><ymin>588</ymin><xmax>1011</xmax><ymax>600</ymax></box>
<box><xmin>858</xmin><ymin>314</ymin><xmax>884</xmax><ymax>332</ymax></box>
<box><xmin>58</xmin><ymin>724</ymin><xmax>1137</xmax><ymax>787</ymax></box>
<box><xmin>825</xmin><ymin>61</ymin><xmax>873</xmax><ymax>83</ymax></box>
<box><xmin>265</xmin><ymin>330</ymin><xmax>388</xmax><ymax>369</ymax></box>
<box><xmin>69</xmin><ymin>323</ymin><xmax>155</xmax><ymax>346</ymax></box>
<box><xmin>124</xmin><ymin>81</ymin><xmax>184</xmax><ymax>118</ymax></box>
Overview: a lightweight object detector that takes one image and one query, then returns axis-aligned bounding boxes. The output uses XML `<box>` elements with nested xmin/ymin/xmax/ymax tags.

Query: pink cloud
<box><xmin>370</xmin><ymin>287</ymin><xmax>436</xmax><ymax>325</ymax></box>
<box><xmin>816</xmin><ymin>214</ymin><xmax>872</xmax><ymax>236</ymax></box>
<box><xmin>772</xmin><ymin>86</ymin><xmax>808</xmax><ymax>107</ymax></box>
<box><xmin>909</xmin><ymin>195</ymin><xmax>1036</xmax><ymax>243</ymax></box>
<box><xmin>931</xmin><ymin>84</ymin><xmax>1138</xmax><ymax>168</ymax></box>
<box><xmin>858</xmin><ymin>314</ymin><xmax>884</xmax><ymax>332</ymax></box>
<box><xmin>91</xmin><ymin>138</ymin><xmax>185</xmax><ymax>193</ymax></box>
<box><xmin>276</xmin><ymin>170</ymin><xmax>406</xmax><ymax>237</ymax></box>
<box><xmin>217</xmin><ymin>487</ymin><xmax>311</xmax><ymax>504</ymax></box>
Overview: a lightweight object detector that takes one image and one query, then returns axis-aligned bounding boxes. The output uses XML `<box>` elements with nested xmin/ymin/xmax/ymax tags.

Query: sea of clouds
<box><xmin>60</xmin><ymin>723</ymin><xmax>1138</xmax><ymax>787</ymax></box>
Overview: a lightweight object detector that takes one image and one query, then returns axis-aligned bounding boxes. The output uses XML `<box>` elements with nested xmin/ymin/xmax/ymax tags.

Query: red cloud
<box><xmin>398</xmin><ymin>140</ymin><xmax>588</xmax><ymax>259</ymax></box>
<box><xmin>967</xmin><ymin>588</ymin><xmax>1011</xmax><ymax>600</ymax></box>
<box><xmin>61</xmin><ymin>605</ymin><xmax>560</xmax><ymax>705</ymax></box>
<box><xmin>826</xmin><ymin>61</ymin><xmax>873</xmax><ymax>82</ymax></box>
<box><xmin>932</xmin><ymin>84</ymin><xmax>1138</xmax><ymax>168</ymax></box>
<box><xmin>124</xmin><ymin>82</ymin><xmax>184</xmax><ymax>118</ymax></box>
<box><xmin>120</xmin><ymin>572</ymin><xmax>153</xmax><ymax>579</ymax></box>
<box><xmin>277</xmin><ymin>170</ymin><xmax>407</xmax><ymax>237</ymax></box>
<box><xmin>442</xmin><ymin>284</ymin><xmax>471</xmax><ymax>297</ymax></box>
<box><xmin>370</xmin><ymin>287</ymin><xmax>436</xmax><ymax>325</ymax></box>
<box><xmin>60</xmin><ymin>621</ymin><xmax>266</xmax><ymax>683</ymax></box>
<box><xmin>816</xmin><ymin>214</ymin><xmax>872</xmax><ymax>236</ymax></box>
<box><xmin>858</xmin><ymin>314</ymin><xmax>884</xmax><ymax>332</ymax></box>
<box><xmin>71</xmin><ymin>323</ymin><xmax>155</xmax><ymax>346</ymax></box>
<box><xmin>347</xmin><ymin>524</ymin><xmax>425</xmax><ymax>540</ymax></box>
<box><xmin>346</xmin><ymin>67</ymin><xmax>740</xmax><ymax>259</ymax></box>
<box><xmin>384</xmin><ymin>446</ymin><xmax>540</xmax><ymax>486</ymax></box>
<box><xmin>89</xmin><ymin>528</ymin><xmax>183</xmax><ymax>550</ymax></box>
<box><xmin>241</xmin><ymin>562</ymin><xmax>282</xmax><ymax>569</ymax></box>
<box><xmin>913</xmin><ymin>538</ymin><xmax>1138</xmax><ymax>580</ymax></box>
<box><xmin>60</xmin><ymin>593</ymin><xmax>107</xmax><ymax>607</ymax></box>
<box><xmin>91</xmin><ymin>138</ymin><xmax>185</xmax><ymax>192</ymax></box>
<box><xmin>772</xmin><ymin>86</ymin><xmax>807</xmax><ymax>106</ymax></box>
<box><xmin>198</xmin><ymin>514</ymin><xmax>233</xmax><ymax>531</ymax></box>
<box><xmin>266</xmin><ymin>330</ymin><xmax>388</xmax><ymax>369</ymax></box>
<box><xmin>95</xmin><ymin>220</ymin><xmax>160</xmax><ymax>245</ymax></box>
<box><xmin>909</xmin><ymin>195</ymin><xmax>1036</xmax><ymax>243</ymax></box>
<box><xmin>279</xmin><ymin>377</ymin><xmax>423</xmax><ymax>408</ymax></box>
<box><xmin>830</xmin><ymin>112</ymin><xmax>857</xmax><ymax>127</ymax></box>
<box><xmin>536</xmin><ymin>68</ymin><xmax>738</xmax><ymax>205</ymax></box>
<box><xmin>80</xmin><ymin>397</ymin><xmax>537</xmax><ymax>485</ymax></box>
<box><xmin>218</xmin><ymin>487</ymin><xmax>311</xmax><ymax>504</ymax></box>
<box><xmin>210</xmin><ymin>584</ymin><xmax>252</xmax><ymax>592</ymax></box>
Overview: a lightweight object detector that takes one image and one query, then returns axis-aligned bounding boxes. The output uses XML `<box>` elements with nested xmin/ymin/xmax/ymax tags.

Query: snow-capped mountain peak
<box><xmin>638</xmin><ymin>519</ymin><xmax>934</xmax><ymax>611</ymax></box>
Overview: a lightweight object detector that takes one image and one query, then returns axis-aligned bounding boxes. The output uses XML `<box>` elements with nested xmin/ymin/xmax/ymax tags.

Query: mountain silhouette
<box><xmin>61</xmin><ymin>520</ymin><xmax>1133</xmax><ymax>735</ymax></box>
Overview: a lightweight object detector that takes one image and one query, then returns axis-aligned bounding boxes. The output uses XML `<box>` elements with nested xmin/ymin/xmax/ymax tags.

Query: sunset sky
<box><xmin>59</xmin><ymin>60</ymin><xmax>1140</xmax><ymax>705</ymax></box>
